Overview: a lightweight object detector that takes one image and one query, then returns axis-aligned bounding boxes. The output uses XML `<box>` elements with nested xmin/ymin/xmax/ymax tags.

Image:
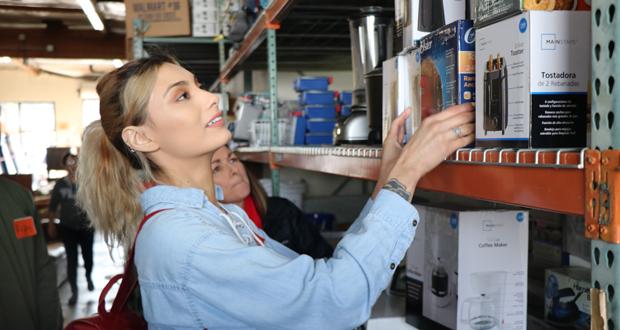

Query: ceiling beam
<box><xmin>0</xmin><ymin>28</ymin><xmax>124</xmax><ymax>59</ymax></box>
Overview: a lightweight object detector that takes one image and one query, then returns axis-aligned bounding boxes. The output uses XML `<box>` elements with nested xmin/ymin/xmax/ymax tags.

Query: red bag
<box><xmin>65</xmin><ymin>209</ymin><xmax>169</xmax><ymax>330</ymax></box>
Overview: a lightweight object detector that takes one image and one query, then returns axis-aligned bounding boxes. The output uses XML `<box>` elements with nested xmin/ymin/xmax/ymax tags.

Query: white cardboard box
<box><xmin>419</xmin><ymin>206</ymin><xmax>459</xmax><ymax>329</ymax></box>
<box><xmin>475</xmin><ymin>11</ymin><xmax>590</xmax><ymax>148</ymax></box>
<box><xmin>405</xmin><ymin>213</ymin><xmax>425</xmax><ymax>328</ymax></box>
<box><xmin>457</xmin><ymin>210</ymin><xmax>529</xmax><ymax>330</ymax></box>
<box><xmin>403</xmin><ymin>0</ymin><xmax>467</xmax><ymax>48</ymax></box>
<box><xmin>382</xmin><ymin>56</ymin><xmax>398</xmax><ymax>144</ymax></box>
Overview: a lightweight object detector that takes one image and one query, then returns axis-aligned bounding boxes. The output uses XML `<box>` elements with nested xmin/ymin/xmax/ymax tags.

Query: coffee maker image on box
<box><xmin>460</xmin><ymin>271</ymin><xmax>507</xmax><ymax>330</ymax></box>
<box><xmin>483</xmin><ymin>54</ymin><xmax>508</xmax><ymax>135</ymax></box>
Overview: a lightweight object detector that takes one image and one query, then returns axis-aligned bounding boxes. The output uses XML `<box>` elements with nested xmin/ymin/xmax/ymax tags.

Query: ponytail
<box><xmin>77</xmin><ymin>121</ymin><xmax>144</xmax><ymax>250</ymax></box>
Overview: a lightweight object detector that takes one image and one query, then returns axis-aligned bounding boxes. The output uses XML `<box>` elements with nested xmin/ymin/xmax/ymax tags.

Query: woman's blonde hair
<box><xmin>77</xmin><ymin>54</ymin><xmax>177</xmax><ymax>250</ymax></box>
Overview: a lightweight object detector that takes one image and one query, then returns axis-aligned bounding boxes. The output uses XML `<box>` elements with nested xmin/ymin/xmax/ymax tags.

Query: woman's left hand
<box><xmin>372</xmin><ymin>108</ymin><xmax>411</xmax><ymax>199</ymax></box>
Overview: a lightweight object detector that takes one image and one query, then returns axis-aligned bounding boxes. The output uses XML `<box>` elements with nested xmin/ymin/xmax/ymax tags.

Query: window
<box><xmin>0</xmin><ymin>102</ymin><xmax>56</xmax><ymax>190</ymax></box>
<box><xmin>82</xmin><ymin>99</ymin><xmax>100</xmax><ymax>127</ymax></box>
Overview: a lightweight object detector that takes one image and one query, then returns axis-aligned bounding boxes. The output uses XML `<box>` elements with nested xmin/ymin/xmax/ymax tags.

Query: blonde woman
<box><xmin>77</xmin><ymin>54</ymin><xmax>474</xmax><ymax>329</ymax></box>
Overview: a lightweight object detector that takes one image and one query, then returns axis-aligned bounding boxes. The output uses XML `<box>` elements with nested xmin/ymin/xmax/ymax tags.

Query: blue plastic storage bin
<box><xmin>299</xmin><ymin>91</ymin><xmax>336</xmax><ymax>105</ymax></box>
<box><xmin>306</xmin><ymin>119</ymin><xmax>336</xmax><ymax>133</ymax></box>
<box><xmin>305</xmin><ymin>133</ymin><xmax>333</xmax><ymax>145</ymax></box>
<box><xmin>340</xmin><ymin>91</ymin><xmax>352</xmax><ymax>105</ymax></box>
<box><xmin>294</xmin><ymin>76</ymin><xmax>331</xmax><ymax>92</ymax></box>
<box><xmin>293</xmin><ymin>116</ymin><xmax>306</xmax><ymax>145</ymax></box>
<box><xmin>305</xmin><ymin>105</ymin><xmax>336</xmax><ymax>119</ymax></box>
<box><xmin>341</xmin><ymin>105</ymin><xmax>352</xmax><ymax>117</ymax></box>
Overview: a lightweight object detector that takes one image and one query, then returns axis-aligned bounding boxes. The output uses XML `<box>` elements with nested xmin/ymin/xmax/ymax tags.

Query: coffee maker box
<box><xmin>457</xmin><ymin>210</ymin><xmax>529</xmax><ymax>330</ymax></box>
<box><xmin>475</xmin><ymin>11</ymin><xmax>590</xmax><ymax>148</ymax></box>
<box><xmin>418</xmin><ymin>205</ymin><xmax>459</xmax><ymax>329</ymax></box>
<box><xmin>544</xmin><ymin>267</ymin><xmax>591</xmax><ymax>329</ymax></box>
<box><xmin>475</xmin><ymin>0</ymin><xmax>591</xmax><ymax>28</ymax></box>
<box><xmin>405</xmin><ymin>212</ymin><xmax>425</xmax><ymax>327</ymax></box>
<box><xmin>403</xmin><ymin>0</ymin><xmax>467</xmax><ymax>47</ymax></box>
<box><xmin>397</xmin><ymin>47</ymin><xmax>421</xmax><ymax>143</ymax></box>
<box><xmin>419</xmin><ymin>20</ymin><xmax>475</xmax><ymax>121</ymax></box>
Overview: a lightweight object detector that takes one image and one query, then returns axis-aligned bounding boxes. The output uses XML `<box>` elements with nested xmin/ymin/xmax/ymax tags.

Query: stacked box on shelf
<box><xmin>191</xmin><ymin>0</ymin><xmax>219</xmax><ymax>36</ymax></box>
<box><xmin>340</xmin><ymin>91</ymin><xmax>352</xmax><ymax>117</ymax></box>
<box><xmin>293</xmin><ymin>76</ymin><xmax>337</xmax><ymax>145</ymax></box>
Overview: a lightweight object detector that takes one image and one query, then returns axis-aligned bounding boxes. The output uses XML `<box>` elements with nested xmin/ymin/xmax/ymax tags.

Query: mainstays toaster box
<box><xmin>544</xmin><ymin>267</ymin><xmax>591</xmax><ymax>329</ymax></box>
<box><xmin>405</xmin><ymin>212</ymin><xmax>425</xmax><ymax>328</ymax></box>
<box><xmin>475</xmin><ymin>0</ymin><xmax>591</xmax><ymax>28</ymax></box>
<box><xmin>457</xmin><ymin>210</ymin><xmax>529</xmax><ymax>330</ymax></box>
<box><xmin>475</xmin><ymin>11</ymin><xmax>590</xmax><ymax>148</ymax></box>
<box><xmin>419</xmin><ymin>20</ymin><xmax>475</xmax><ymax>121</ymax></box>
<box><xmin>403</xmin><ymin>0</ymin><xmax>467</xmax><ymax>47</ymax></box>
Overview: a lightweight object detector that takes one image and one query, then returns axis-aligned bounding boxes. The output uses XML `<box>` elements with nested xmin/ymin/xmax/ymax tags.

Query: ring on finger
<box><xmin>452</xmin><ymin>126</ymin><xmax>463</xmax><ymax>138</ymax></box>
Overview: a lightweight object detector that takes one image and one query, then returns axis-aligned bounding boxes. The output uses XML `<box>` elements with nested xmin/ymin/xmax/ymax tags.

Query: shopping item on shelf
<box><xmin>419</xmin><ymin>20</ymin><xmax>475</xmax><ymax>121</ymax></box>
<box><xmin>544</xmin><ymin>267</ymin><xmax>591</xmax><ymax>329</ymax></box>
<box><xmin>405</xmin><ymin>212</ymin><xmax>426</xmax><ymax>328</ymax></box>
<box><xmin>304</xmin><ymin>133</ymin><xmax>333</xmax><ymax>145</ymax></box>
<box><xmin>293</xmin><ymin>76</ymin><xmax>332</xmax><ymax>92</ymax></box>
<box><xmin>475</xmin><ymin>11</ymin><xmax>590</xmax><ymax>148</ymax></box>
<box><xmin>403</xmin><ymin>0</ymin><xmax>468</xmax><ymax>48</ymax></box>
<box><xmin>125</xmin><ymin>0</ymin><xmax>191</xmax><ymax>38</ymax></box>
<box><xmin>475</xmin><ymin>0</ymin><xmax>591</xmax><ymax>28</ymax></box>
<box><xmin>382</xmin><ymin>56</ymin><xmax>398</xmax><ymax>143</ymax></box>
<box><xmin>397</xmin><ymin>47</ymin><xmax>421</xmax><ymax>143</ymax></box>
<box><xmin>457</xmin><ymin>210</ymin><xmax>529</xmax><ymax>330</ymax></box>
<box><xmin>306</xmin><ymin>119</ymin><xmax>336</xmax><ymax>133</ymax></box>
<box><xmin>340</xmin><ymin>91</ymin><xmax>353</xmax><ymax>105</ymax></box>
<box><xmin>419</xmin><ymin>206</ymin><xmax>459</xmax><ymax>329</ymax></box>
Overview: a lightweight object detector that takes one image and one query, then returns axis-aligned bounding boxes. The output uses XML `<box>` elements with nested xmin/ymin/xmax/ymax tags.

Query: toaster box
<box><xmin>475</xmin><ymin>0</ymin><xmax>591</xmax><ymax>28</ymax></box>
<box><xmin>419</xmin><ymin>20</ymin><xmax>475</xmax><ymax>121</ymax></box>
<box><xmin>457</xmin><ymin>210</ymin><xmax>529</xmax><ymax>330</ymax></box>
<box><xmin>405</xmin><ymin>212</ymin><xmax>426</xmax><ymax>328</ymax></box>
<box><xmin>475</xmin><ymin>11</ymin><xmax>590</xmax><ymax>148</ymax></box>
<box><xmin>403</xmin><ymin>0</ymin><xmax>467</xmax><ymax>47</ymax></box>
<box><xmin>544</xmin><ymin>267</ymin><xmax>591</xmax><ymax>329</ymax></box>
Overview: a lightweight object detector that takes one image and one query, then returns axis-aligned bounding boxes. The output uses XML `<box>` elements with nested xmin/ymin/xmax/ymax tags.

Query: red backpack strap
<box><xmin>103</xmin><ymin>208</ymin><xmax>171</xmax><ymax>314</ymax></box>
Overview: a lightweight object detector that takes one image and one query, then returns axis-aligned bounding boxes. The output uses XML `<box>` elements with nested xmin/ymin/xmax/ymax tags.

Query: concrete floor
<box><xmin>58</xmin><ymin>234</ymin><xmax>124</xmax><ymax>326</ymax></box>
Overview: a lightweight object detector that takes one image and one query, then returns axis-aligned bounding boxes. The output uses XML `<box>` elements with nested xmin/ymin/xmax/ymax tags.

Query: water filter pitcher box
<box><xmin>419</xmin><ymin>20</ymin><xmax>475</xmax><ymax>121</ymax></box>
<box><xmin>475</xmin><ymin>11</ymin><xmax>590</xmax><ymax>148</ymax></box>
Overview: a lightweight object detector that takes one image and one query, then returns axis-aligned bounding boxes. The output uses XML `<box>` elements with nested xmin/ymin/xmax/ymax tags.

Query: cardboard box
<box><xmin>544</xmin><ymin>267</ymin><xmax>591</xmax><ymax>329</ymax></box>
<box><xmin>419</xmin><ymin>20</ymin><xmax>475</xmax><ymax>120</ymax></box>
<box><xmin>405</xmin><ymin>213</ymin><xmax>426</xmax><ymax>328</ymax></box>
<box><xmin>403</xmin><ymin>0</ymin><xmax>467</xmax><ymax>48</ymax></box>
<box><xmin>382</xmin><ymin>56</ymin><xmax>398</xmax><ymax>144</ymax></box>
<box><xmin>125</xmin><ymin>0</ymin><xmax>191</xmax><ymax>38</ymax></box>
<box><xmin>192</xmin><ymin>9</ymin><xmax>218</xmax><ymax>22</ymax></box>
<box><xmin>475</xmin><ymin>11</ymin><xmax>590</xmax><ymax>148</ymax></box>
<box><xmin>475</xmin><ymin>0</ymin><xmax>591</xmax><ymax>28</ymax></box>
<box><xmin>457</xmin><ymin>210</ymin><xmax>529</xmax><ymax>330</ymax></box>
<box><xmin>193</xmin><ymin>21</ymin><xmax>218</xmax><ymax>37</ymax></box>
<box><xmin>420</xmin><ymin>206</ymin><xmax>459</xmax><ymax>329</ymax></box>
<box><xmin>192</xmin><ymin>0</ymin><xmax>217</xmax><ymax>9</ymax></box>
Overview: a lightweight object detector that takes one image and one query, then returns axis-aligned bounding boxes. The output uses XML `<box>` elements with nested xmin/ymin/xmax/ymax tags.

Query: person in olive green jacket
<box><xmin>0</xmin><ymin>177</ymin><xmax>63</xmax><ymax>329</ymax></box>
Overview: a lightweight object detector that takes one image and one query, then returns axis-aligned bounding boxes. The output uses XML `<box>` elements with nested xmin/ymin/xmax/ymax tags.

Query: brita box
<box><xmin>419</xmin><ymin>20</ymin><xmax>475</xmax><ymax>121</ymax></box>
<box><xmin>475</xmin><ymin>11</ymin><xmax>590</xmax><ymax>148</ymax></box>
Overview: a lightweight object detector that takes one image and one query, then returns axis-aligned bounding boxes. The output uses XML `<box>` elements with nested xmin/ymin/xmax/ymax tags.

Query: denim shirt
<box><xmin>136</xmin><ymin>185</ymin><xmax>420</xmax><ymax>330</ymax></box>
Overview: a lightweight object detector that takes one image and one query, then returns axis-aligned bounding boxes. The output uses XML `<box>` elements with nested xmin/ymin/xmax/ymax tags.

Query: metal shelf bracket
<box><xmin>586</xmin><ymin>149</ymin><xmax>620</xmax><ymax>243</ymax></box>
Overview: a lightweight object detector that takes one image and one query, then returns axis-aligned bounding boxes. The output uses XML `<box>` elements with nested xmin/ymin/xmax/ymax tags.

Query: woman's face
<box><xmin>143</xmin><ymin>63</ymin><xmax>231</xmax><ymax>159</ymax></box>
<box><xmin>211</xmin><ymin>146</ymin><xmax>251</xmax><ymax>204</ymax></box>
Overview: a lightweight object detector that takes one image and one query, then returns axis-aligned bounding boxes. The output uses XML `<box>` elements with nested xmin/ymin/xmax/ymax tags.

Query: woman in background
<box><xmin>211</xmin><ymin>145</ymin><xmax>333</xmax><ymax>258</ymax></box>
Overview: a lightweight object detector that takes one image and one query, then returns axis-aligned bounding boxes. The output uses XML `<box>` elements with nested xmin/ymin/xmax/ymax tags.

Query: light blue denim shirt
<box><xmin>136</xmin><ymin>185</ymin><xmax>420</xmax><ymax>330</ymax></box>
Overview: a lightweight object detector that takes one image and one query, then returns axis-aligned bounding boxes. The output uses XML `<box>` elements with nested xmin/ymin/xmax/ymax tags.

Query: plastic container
<box><xmin>306</xmin><ymin>119</ymin><xmax>336</xmax><ymax>133</ymax></box>
<box><xmin>340</xmin><ymin>91</ymin><xmax>353</xmax><ymax>105</ymax></box>
<box><xmin>250</xmin><ymin>119</ymin><xmax>291</xmax><ymax>147</ymax></box>
<box><xmin>293</xmin><ymin>115</ymin><xmax>306</xmax><ymax>145</ymax></box>
<box><xmin>305</xmin><ymin>133</ymin><xmax>333</xmax><ymax>145</ymax></box>
<box><xmin>305</xmin><ymin>105</ymin><xmax>337</xmax><ymax>119</ymax></box>
<box><xmin>341</xmin><ymin>105</ymin><xmax>352</xmax><ymax>117</ymax></box>
<box><xmin>298</xmin><ymin>91</ymin><xmax>336</xmax><ymax>105</ymax></box>
<box><xmin>259</xmin><ymin>178</ymin><xmax>307</xmax><ymax>209</ymax></box>
<box><xmin>293</xmin><ymin>76</ymin><xmax>332</xmax><ymax>92</ymax></box>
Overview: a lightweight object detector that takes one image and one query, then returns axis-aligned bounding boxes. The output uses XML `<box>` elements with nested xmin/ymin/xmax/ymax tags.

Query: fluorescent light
<box><xmin>112</xmin><ymin>59</ymin><xmax>124</xmax><ymax>68</ymax></box>
<box><xmin>77</xmin><ymin>0</ymin><xmax>104</xmax><ymax>31</ymax></box>
<box><xmin>0</xmin><ymin>56</ymin><xmax>11</xmax><ymax>64</ymax></box>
